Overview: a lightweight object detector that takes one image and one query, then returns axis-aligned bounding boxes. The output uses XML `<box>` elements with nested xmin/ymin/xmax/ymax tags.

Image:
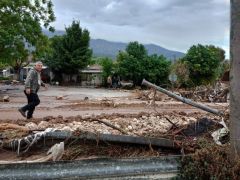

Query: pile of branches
<box><xmin>179</xmin><ymin>82</ymin><xmax>229</xmax><ymax>103</ymax></box>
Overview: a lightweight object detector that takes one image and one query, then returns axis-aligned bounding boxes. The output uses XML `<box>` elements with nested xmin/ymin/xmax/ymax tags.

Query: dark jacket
<box><xmin>25</xmin><ymin>68</ymin><xmax>44</xmax><ymax>93</ymax></box>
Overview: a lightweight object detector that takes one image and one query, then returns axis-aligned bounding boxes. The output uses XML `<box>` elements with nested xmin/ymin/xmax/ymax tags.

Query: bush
<box><xmin>0</xmin><ymin>76</ymin><xmax>11</xmax><ymax>81</ymax></box>
<box><xmin>181</xmin><ymin>44</ymin><xmax>225</xmax><ymax>87</ymax></box>
<box><xmin>171</xmin><ymin>60</ymin><xmax>190</xmax><ymax>87</ymax></box>
<box><xmin>177</xmin><ymin>144</ymin><xmax>240</xmax><ymax>180</ymax></box>
<box><xmin>116</xmin><ymin>42</ymin><xmax>171</xmax><ymax>86</ymax></box>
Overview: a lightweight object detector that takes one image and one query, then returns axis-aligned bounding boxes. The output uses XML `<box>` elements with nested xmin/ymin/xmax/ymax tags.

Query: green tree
<box><xmin>116</xmin><ymin>51</ymin><xmax>142</xmax><ymax>85</ymax></box>
<box><xmin>143</xmin><ymin>54</ymin><xmax>171</xmax><ymax>86</ymax></box>
<box><xmin>116</xmin><ymin>41</ymin><xmax>171</xmax><ymax>86</ymax></box>
<box><xmin>99</xmin><ymin>57</ymin><xmax>114</xmax><ymax>85</ymax></box>
<box><xmin>116</xmin><ymin>41</ymin><xmax>147</xmax><ymax>85</ymax></box>
<box><xmin>46</xmin><ymin>21</ymin><xmax>92</xmax><ymax>82</ymax></box>
<box><xmin>126</xmin><ymin>41</ymin><xmax>147</xmax><ymax>60</ymax></box>
<box><xmin>182</xmin><ymin>44</ymin><xmax>224</xmax><ymax>86</ymax></box>
<box><xmin>0</xmin><ymin>62</ymin><xmax>7</xmax><ymax>69</ymax></box>
<box><xmin>44</xmin><ymin>35</ymin><xmax>63</xmax><ymax>70</ymax></box>
<box><xmin>33</xmin><ymin>34</ymin><xmax>52</xmax><ymax>62</ymax></box>
<box><xmin>0</xmin><ymin>0</ymin><xmax>55</xmax><ymax>78</ymax></box>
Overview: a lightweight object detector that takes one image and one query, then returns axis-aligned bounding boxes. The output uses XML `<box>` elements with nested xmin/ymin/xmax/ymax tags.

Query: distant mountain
<box><xmin>44</xmin><ymin>30</ymin><xmax>185</xmax><ymax>60</ymax></box>
<box><xmin>44</xmin><ymin>30</ymin><xmax>65</xmax><ymax>37</ymax></box>
<box><xmin>91</xmin><ymin>39</ymin><xmax>185</xmax><ymax>60</ymax></box>
<box><xmin>90</xmin><ymin>39</ymin><xmax>126</xmax><ymax>59</ymax></box>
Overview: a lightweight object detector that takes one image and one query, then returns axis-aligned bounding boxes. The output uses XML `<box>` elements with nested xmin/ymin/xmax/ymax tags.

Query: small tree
<box><xmin>99</xmin><ymin>57</ymin><xmax>114</xmax><ymax>85</ymax></box>
<box><xmin>171</xmin><ymin>60</ymin><xmax>190</xmax><ymax>87</ymax></box>
<box><xmin>182</xmin><ymin>44</ymin><xmax>224</xmax><ymax>86</ymax></box>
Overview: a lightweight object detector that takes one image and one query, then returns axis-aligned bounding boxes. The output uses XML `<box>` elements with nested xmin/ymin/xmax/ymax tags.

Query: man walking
<box><xmin>18</xmin><ymin>61</ymin><xmax>47</xmax><ymax>119</ymax></box>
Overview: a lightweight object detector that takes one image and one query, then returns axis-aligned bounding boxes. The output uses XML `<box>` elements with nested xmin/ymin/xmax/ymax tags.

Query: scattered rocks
<box><xmin>43</xmin><ymin>116</ymin><xmax>54</xmax><ymax>121</ymax></box>
<box><xmin>82</xmin><ymin>114</ymin><xmax>92</xmax><ymax>119</ymax></box>
<box><xmin>60</xmin><ymin>126</ymin><xmax>73</xmax><ymax>132</ymax></box>
<box><xmin>38</xmin><ymin>121</ymin><xmax>50</xmax><ymax>130</ymax></box>
<box><xmin>57</xmin><ymin>115</ymin><xmax>63</xmax><ymax>119</ymax></box>
<box><xmin>25</xmin><ymin>122</ymin><xmax>38</xmax><ymax>130</ymax></box>
<box><xmin>56</xmin><ymin>96</ymin><xmax>63</xmax><ymax>100</ymax></box>
<box><xmin>3</xmin><ymin>96</ymin><xmax>10</xmax><ymax>102</ymax></box>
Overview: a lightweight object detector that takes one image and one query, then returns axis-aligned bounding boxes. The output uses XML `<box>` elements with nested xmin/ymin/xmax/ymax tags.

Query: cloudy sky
<box><xmin>51</xmin><ymin>0</ymin><xmax>230</xmax><ymax>58</ymax></box>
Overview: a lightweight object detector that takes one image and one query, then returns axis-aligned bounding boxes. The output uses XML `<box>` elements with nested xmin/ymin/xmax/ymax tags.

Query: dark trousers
<box><xmin>22</xmin><ymin>91</ymin><xmax>40</xmax><ymax>119</ymax></box>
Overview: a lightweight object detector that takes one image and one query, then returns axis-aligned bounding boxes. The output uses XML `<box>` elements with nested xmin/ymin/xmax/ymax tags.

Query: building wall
<box><xmin>0</xmin><ymin>68</ymin><xmax>12</xmax><ymax>78</ymax></box>
<box><xmin>80</xmin><ymin>73</ymin><xmax>103</xmax><ymax>87</ymax></box>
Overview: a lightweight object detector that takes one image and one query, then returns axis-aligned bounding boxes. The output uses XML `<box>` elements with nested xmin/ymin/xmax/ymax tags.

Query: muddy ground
<box><xmin>0</xmin><ymin>85</ymin><xmax>228</xmax><ymax>162</ymax></box>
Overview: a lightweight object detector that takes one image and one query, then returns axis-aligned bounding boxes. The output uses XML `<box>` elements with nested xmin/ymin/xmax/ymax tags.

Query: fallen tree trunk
<box><xmin>142</xmin><ymin>79</ymin><xmax>223</xmax><ymax>116</ymax></box>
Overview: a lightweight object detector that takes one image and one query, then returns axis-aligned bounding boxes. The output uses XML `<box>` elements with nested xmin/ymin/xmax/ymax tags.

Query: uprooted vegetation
<box><xmin>138</xmin><ymin>82</ymin><xmax>229</xmax><ymax>103</ymax></box>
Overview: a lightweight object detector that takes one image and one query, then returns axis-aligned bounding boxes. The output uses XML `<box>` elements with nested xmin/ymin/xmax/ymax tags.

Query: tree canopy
<box><xmin>181</xmin><ymin>44</ymin><xmax>225</xmax><ymax>86</ymax></box>
<box><xmin>99</xmin><ymin>57</ymin><xmax>114</xmax><ymax>85</ymax></box>
<box><xmin>0</xmin><ymin>0</ymin><xmax>55</xmax><ymax>63</ymax></box>
<box><xmin>116</xmin><ymin>41</ymin><xmax>171</xmax><ymax>86</ymax></box>
<box><xmin>46</xmin><ymin>21</ymin><xmax>92</xmax><ymax>76</ymax></box>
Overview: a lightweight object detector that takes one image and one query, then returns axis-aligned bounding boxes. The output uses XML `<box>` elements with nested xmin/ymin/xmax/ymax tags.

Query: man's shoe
<box><xmin>18</xmin><ymin>108</ymin><xmax>26</xmax><ymax>117</ymax></box>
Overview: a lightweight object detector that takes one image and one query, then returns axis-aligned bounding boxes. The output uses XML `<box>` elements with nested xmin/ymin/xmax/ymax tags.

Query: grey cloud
<box><xmin>51</xmin><ymin>0</ymin><xmax>230</xmax><ymax>56</ymax></box>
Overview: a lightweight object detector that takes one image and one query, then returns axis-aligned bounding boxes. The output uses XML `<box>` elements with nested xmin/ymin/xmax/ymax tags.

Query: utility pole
<box><xmin>230</xmin><ymin>0</ymin><xmax>240</xmax><ymax>158</ymax></box>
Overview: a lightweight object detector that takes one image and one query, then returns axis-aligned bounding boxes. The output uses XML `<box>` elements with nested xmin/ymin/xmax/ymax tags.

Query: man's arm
<box><xmin>25</xmin><ymin>70</ymin><xmax>34</xmax><ymax>88</ymax></box>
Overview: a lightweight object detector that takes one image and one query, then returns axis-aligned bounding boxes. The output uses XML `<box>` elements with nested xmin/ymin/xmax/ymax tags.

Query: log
<box><xmin>142</xmin><ymin>79</ymin><xmax>223</xmax><ymax>116</ymax></box>
<box><xmin>92</xmin><ymin>119</ymin><xmax>128</xmax><ymax>135</ymax></box>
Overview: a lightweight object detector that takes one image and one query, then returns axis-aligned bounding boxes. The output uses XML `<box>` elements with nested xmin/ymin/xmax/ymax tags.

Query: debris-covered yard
<box><xmin>0</xmin><ymin>83</ymin><xmax>229</xmax><ymax>163</ymax></box>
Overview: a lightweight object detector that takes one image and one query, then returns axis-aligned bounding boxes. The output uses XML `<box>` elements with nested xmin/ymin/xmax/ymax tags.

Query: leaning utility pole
<box><xmin>230</xmin><ymin>0</ymin><xmax>240</xmax><ymax>158</ymax></box>
<box><xmin>142</xmin><ymin>79</ymin><xmax>223</xmax><ymax>116</ymax></box>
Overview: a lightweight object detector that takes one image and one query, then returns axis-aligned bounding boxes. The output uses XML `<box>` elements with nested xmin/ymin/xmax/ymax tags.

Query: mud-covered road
<box><xmin>0</xmin><ymin>85</ymin><xmax>227</xmax><ymax>120</ymax></box>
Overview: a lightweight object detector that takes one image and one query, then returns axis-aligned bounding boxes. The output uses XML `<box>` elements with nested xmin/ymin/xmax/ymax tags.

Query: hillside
<box><xmin>45</xmin><ymin>30</ymin><xmax>185</xmax><ymax>60</ymax></box>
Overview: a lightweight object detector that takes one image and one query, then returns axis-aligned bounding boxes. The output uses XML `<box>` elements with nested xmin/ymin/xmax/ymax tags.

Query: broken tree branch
<box><xmin>92</xmin><ymin>119</ymin><xmax>128</xmax><ymax>135</ymax></box>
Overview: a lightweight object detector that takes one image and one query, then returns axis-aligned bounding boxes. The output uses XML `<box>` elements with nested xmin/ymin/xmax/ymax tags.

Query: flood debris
<box><xmin>3</xmin><ymin>128</ymin><xmax>57</xmax><ymax>155</ymax></box>
<box><xmin>47</xmin><ymin>130</ymin><xmax>176</xmax><ymax>149</ymax></box>
<box><xmin>0</xmin><ymin>83</ymin><xmax>229</xmax><ymax>162</ymax></box>
<box><xmin>56</xmin><ymin>95</ymin><xmax>63</xmax><ymax>100</ymax></box>
<box><xmin>181</xmin><ymin>118</ymin><xmax>220</xmax><ymax>137</ymax></box>
<box><xmin>0</xmin><ymin>142</ymin><xmax>64</xmax><ymax>164</ymax></box>
<box><xmin>0</xmin><ymin>110</ymin><xmax>229</xmax><ymax>161</ymax></box>
<box><xmin>25</xmin><ymin>122</ymin><xmax>38</xmax><ymax>131</ymax></box>
<box><xmin>2</xmin><ymin>95</ymin><xmax>10</xmax><ymax>102</ymax></box>
<box><xmin>90</xmin><ymin>119</ymin><xmax>128</xmax><ymax>135</ymax></box>
<box><xmin>0</xmin><ymin>123</ymin><xmax>29</xmax><ymax>141</ymax></box>
<box><xmin>142</xmin><ymin>79</ymin><xmax>224</xmax><ymax>115</ymax></box>
<box><xmin>211</xmin><ymin>119</ymin><xmax>229</xmax><ymax>145</ymax></box>
<box><xmin>179</xmin><ymin>82</ymin><xmax>229</xmax><ymax>103</ymax></box>
<box><xmin>211</xmin><ymin>128</ymin><xmax>229</xmax><ymax>145</ymax></box>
